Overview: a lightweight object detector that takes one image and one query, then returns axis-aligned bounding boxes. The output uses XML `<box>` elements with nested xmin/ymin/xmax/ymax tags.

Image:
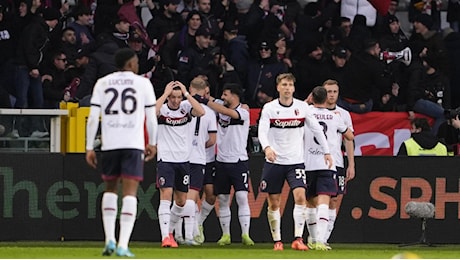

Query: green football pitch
<box><xmin>0</xmin><ymin>242</ymin><xmax>459</xmax><ymax>259</ymax></box>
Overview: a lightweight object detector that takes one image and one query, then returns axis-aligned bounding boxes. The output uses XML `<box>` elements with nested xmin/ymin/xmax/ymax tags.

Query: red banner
<box><xmin>250</xmin><ymin>109</ymin><xmax>432</xmax><ymax>156</ymax></box>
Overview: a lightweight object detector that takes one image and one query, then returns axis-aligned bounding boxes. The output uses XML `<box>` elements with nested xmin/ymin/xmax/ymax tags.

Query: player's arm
<box><xmin>145</xmin><ymin>82</ymin><xmax>158</xmax><ymax>161</ymax></box>
<box><xmin>257</xmin><ymin>106</ymin><xmax>275</xmax><ymax>162</ymax></box>
<box><xmin>85</xmin><ymin>85</ymin><xmax>101</xmax><ymax>169</ymax></box>
<box><xmin>155</xmin><ymin>81</ymin><xmax>175</xmax><ymax>117</ymax></box>
<box><xmin>344</xmin><ymin>137</ymin><xmax>355</xmax><ymax>181</ymax></box>
<box><xmin>206</xmin><ymin>132</ymin><xmax>217</xmax><ymax>148</ymax></box>
<box><xmin>175</xmin><ymin>81</ymin><xmax>205</xmax><ymax>117</ymax></box>
<box><xmin>206</xmin><ymin>96</ymin><xmax>240</xmax><ymax>119</ymax></box>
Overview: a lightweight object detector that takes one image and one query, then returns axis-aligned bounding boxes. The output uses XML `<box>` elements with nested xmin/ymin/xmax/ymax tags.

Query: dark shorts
<box><xmin>214</xmin><ymin>160</ymin><xmax>249</xmax><ymax>195</ymax></box>
<box><xmin>306</xmin><ymin>169</ymin><xmax>337</xmax><ymax>199</ymax></box>
<box><xmin>203</xmin><ymin>161</ymin><xmax>216</xmax><ymax>185</ymax></box>
<box><xmin>334</xmin><ymin>167</ymin><xmax>347</xmax><ymax>196</ymax></box>
<box><xmin>156</xmin><ymin>161</ymin><xmax>190</xmax><ymax>193</ymax></box>
<box><xmin>259</xmin><ymin>162</ymin><xmax>306</xmax><ymax>194</ymax></box>
<box><xmin>189</xmin><ymin>163</ymin><xmax>205</xmax><ymax>191</ymax></box>
<box><xmin>101</xmin><ymin>149</ymin><xmax>144</xmax><ymax>181</ymax></box>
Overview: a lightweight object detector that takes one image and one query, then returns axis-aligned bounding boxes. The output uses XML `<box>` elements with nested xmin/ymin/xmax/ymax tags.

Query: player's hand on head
<box><xmin>85</xmin><ymin>150</ymin><xmax>97</xmax><ymax>169</ymax></box>
<box><xmin>164</xmin><ymin>81</ymin><xmax>176</xmax><ymax>94</ymax></box>
<box><xmin>144</xmin><ymin>145</ymin><xmax>157</xmax><ymax>162</ymax></box>
<box><xmin>174</xmin><ymin>81</ymin><xmax>187</xmax><ymax>94</ymax></box>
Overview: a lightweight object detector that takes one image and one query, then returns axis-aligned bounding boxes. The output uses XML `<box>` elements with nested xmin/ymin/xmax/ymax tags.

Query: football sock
<box><xmin>293</xmin><ymin>204</ymin><xmax>306</xmax><ymax>238</ymax></box>
<box><xmin>235</xmin><ymin>191</ymin><xmax>251</xmax><ymax>235</ymax></box>
<box><xmin>158</xmin><ymin>200</ymin><xmax>171</xmax><ymax>240</ymax></box>
<box><xmin>118</xmin><ymin>196</ymin><xmax>137</xmax><ymax>249</ymax></box>
<box><xmin>102</xmin><ymin>192</ymin><xmax>118</xmax><ymax>245</ymax></box>
<box><xmin>267</xmin><ymin>208</ymin><xmax>281</xmax><ymax>241</ymax></box>
<box><xmin>218</xmin><ymin>194</ymin><xmax>231</xmax><ymax>235</ymax></box>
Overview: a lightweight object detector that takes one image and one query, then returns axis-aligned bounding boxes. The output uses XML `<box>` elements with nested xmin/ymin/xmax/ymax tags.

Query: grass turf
<box><xmin>1</xmin><ymin>242</ymin><xmax>460</xmax><ymax>258</ymax></box>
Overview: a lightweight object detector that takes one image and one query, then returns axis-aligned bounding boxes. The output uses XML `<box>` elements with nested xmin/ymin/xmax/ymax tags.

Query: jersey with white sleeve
<box><xmin>305</xmin><ymin>106</ymin><xmax>348</xmax><ymax>171</ymax></box>
<box><xmin>86</xmin><ymin>71</ymin><xmax>157</xmax><ymax>151</ymax></box>
<box><xmin>189</xmin><ymin>104</ymin><xmax>217</xmax><ymax>165</ymax></box>
<box><xmin>216</xmin><ymin>103</ymin><xmax>250</xmax><ymax>163</ymax></box>
<box><xmin>329</xmin><ymin>105</ymin><xmax>354</xmax><ymax>168</ymax></box>
<box><xmin>157</xmin><ymin>100</ymin><xmax>194</xmax><ymax>162</ymax></box>
<box><xmin>258</xmin><ymin>99</ymin><xmax>330</xmax><ymax>165</ymax></box>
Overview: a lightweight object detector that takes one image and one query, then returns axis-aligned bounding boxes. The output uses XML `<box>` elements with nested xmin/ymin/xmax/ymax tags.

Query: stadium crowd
<box><xmin>0</xmin><ymin>0</ymin><xmax>459</xmax><ymax>137</ymax></box>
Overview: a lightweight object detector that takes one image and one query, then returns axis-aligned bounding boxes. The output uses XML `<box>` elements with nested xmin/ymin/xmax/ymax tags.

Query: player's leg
<box><xmin>286</xmin><ymin>165</ymin><xmax>308</xmax><ymax>250</ymax></box>
<box><xmin>231</xmin><ymin>160</ymin><xmax>253</xmax><ymax>245</ymax></box>
<box><xmin>169</xmin><ymin>163</ymin><xmax>191</xmax><ymax>246</ymax></box>
<box><xmin>100</xmin><ymin>150</ymin><xmax>120</xmax><ymax>256</ymax></box>
<box><xmin>313</xmin><ymin>170</ymin><xmax>337</xmax><ymax>250</ymax></box>
<box><xmin>156</xmin><ymin>161</ymin><xmax>176</xmax><ymax>247</ymax></box>
<box><xmin>324</xmin><ymin>167</ymin><xmax>346</xmax><ymax>246</ymax></box>
<box><xmin>306</xmin><ymin>170</ymin><xmax>319</xmax><ymax>249</ymax></box>
<box><xmin>182</xmin><ymin>164</ymin><xmax>205</xmax><ymax>245</ymax></box>
<box><xmin>260</xmin><ymin>162</ymin><xmax>285</xmax><ymax>250</ymax></box>
<box><xmin>214</xmin><ymin>161</ymin><xmax>232</xmax><ymax>245</ymax></box>
<box><xmin>197</xmin><ymin>162</ymin><xmax>216</xmax><ymax>243</ymax></box>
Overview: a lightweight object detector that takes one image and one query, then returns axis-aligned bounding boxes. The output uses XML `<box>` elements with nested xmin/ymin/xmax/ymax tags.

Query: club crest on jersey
<box><xmin>294</xmin><ymin>109</ymin><xmax>299</xmax><ymax>116</ymax></box>
<box><xmin>259</xmin><ymin>180</ymin><xmax>267</xmax><ymax>191</ymax></box>
<box><xmin>158</xmin><ymin>177</ymin><xmax>165</xmax><ymax>186</ymax></box>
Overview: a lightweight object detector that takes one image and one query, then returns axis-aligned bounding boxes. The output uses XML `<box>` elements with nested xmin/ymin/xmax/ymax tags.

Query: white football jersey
<box><xmin>329</xmin><ymin>105</ymin><xmax>354</xmax><ymax>168</ymax></box>
<box><xmin>216</xmin><ymin>103</ymin><xmax>249</xmax><ymax>163</ymax></box>
<box><xmin>305</xmin><ymin>106</ymin><xmax>348</xmax><ymax>171</ymax></box>
<box><xmin>86</xmin><ymin>71</ymin><xmax>157</xmax><ymax>151</ymax></box>
<box><xmin>189</xmin><ymin>104</ymin><xmax>217</xmax><ymax>165</ymax></box>
<box><xmin>258</xmin><ymin>99</ymin><xmax>330</xmax><ymax>165</ymax></box>
<box><xmin>157</xmin><ymin>100</ymin><xmax>194</xmax><ymax>162</ymax></box>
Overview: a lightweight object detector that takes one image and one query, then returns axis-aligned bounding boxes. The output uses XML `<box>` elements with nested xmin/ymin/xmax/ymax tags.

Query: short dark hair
<box><xmin>411</xmin><ymin>118</ymin><xmax>431</xmax><ymax>132</ymax></box>
<box><xmin>114</xmin><ymin>48</ymin><xmax>136</xmax><ymax>69</ymax></box>
<box><xmin>312</xmin><ymin>86</ymin><xmax>327</xmax><ymax>104</ymax></box>
<box><xmin>222</xmin><ymin>83</ymin><xmax>243</xmax><ymax>98</ymax></box>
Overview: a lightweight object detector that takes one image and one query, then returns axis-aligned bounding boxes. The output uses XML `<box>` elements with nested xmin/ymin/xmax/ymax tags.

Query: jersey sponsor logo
<box><xmin>158</xmin><ymin>115</ymin><xmax>191</xmax><ymax>126</ymax></box>
<box><xmin>269</xmin><ymin>118</ymin><xmax>305</xmax><ymax>128</ymax></box>
<box><xmin>218</xmin><ymin>118</ymin><xmax>244</xmax><ymax>128</ymax></box>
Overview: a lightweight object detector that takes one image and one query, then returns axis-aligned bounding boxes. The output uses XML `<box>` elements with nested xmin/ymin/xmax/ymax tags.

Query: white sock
<box><xmin>267</xmin><ymin>208</ymin><xmax>281</xmax><ymax>241</ymax></box>
<box><xmin>183</xmin><ymin>200</ymin><xmax>196</xmax><ymax>240</ymax></box>
<box><xmin>174</xmin><ymin>218</ymin><xmax>183</xmax><ymax>239</ymax></box>
<box><xmin>218</xmin><ymin>194</ymin><xmax>231</xmax><ymax>235</ymax></box>
<box><xmin>325</xmin><ymin>208</ymin><xmax>337</xmax><ymax>242</ymax></box>
<box><xmin>316</xmin><ymin>204</ymin><xmax>329</xmax><ymax>244</ymax></box>
<box><xmin>235</xmin><ymin>191</ymin><xmax>251</xmax><ymax>235</ymax></box>
<box><xmin>293</xmin><ymin>204</ymin><xmax>306</xmax><ymax>238</ymax></box>
<box><xmin>118</xmin><ymin>196</ymin><xmax>137</xmax><ymax>249</ymax></box>
<box><xmin>193</xmin><ymin>203</ymin><xmax>200</xmax><ymax>237</ymax></box>
<box><xmin>170</xmin><ymin>202</ymin><xmax>185</xmax><ymax>234</ymax></box>
<box><xmin>102</xmin><ymin>192</ymin><xmax>118</xmax><ymax>245</ymax></box>
<box><xmin>306</xmin><ymin>207</ymin><xmax>317</xmax><ymax>243</ymax></box>
<box><xmin>198</xmin><ymin>200</ymin><xmax>214</xmax><ymax>225</ymax></box>
<box><xmin>158</xmin><ymin>200</ymin><xmax>171</xmax><ymax>240</ymax></box>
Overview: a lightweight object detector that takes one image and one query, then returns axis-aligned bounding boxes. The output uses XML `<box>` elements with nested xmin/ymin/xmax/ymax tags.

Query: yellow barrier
<box><xmin>60</xmin><ymin>102</ymin><xmax>91</xmax><ymax>153</ymax></box>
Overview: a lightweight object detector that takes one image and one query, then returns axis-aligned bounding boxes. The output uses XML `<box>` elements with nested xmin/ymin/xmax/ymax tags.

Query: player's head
<box><xmin>221</xmin><ymin>83</ymin><xmax>242</xmax><ymax>107</ymax></box>
<box><xmin>276</xmin><ymin>73</ymin><xmax>296</xmax><ymax>99</ymax></box>
<box><xmin>189</xmin><ymin>76</ymin><xmax>207</xmax><ymax>96</ymax></box>
<box><xmin>114</xmin><ymin>48</ymin><xmax>139</xmax><ymax>74</ymax></box>
<box><xmin>167</xmin><ymin>86</ymin><xmax>184</xmax><ymax>109</ymax></box>
<box><xmin>322</xmin><ymin>79</ymin><xmax>339</xmax><ymax>107</ymax></box>
<box><xmin>311</xmin><ymin>86</ymin><xmax>327</xmax><ymax>105</ymax></box>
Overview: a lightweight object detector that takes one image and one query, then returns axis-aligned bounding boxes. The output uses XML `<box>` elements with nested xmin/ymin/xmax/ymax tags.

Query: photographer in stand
<box><xmin>437</xmin><ymin>108</ymin><xmax>460</xmax><ymax>155</ymax></box>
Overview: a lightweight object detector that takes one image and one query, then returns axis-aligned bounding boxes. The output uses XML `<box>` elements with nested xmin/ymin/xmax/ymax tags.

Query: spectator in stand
<box><xmin>338</xmin><ymin>16</ymin><xmax>352</xmax><ymax>38</ymax></box>
<box><xmin>322</xmin><ymin>26</ymin><xmax>343</xmax><ymax>65</ymax></box>
<box><xmin>68</xmin><ymin>5</ymin><xmax>95</xmax><ymax>49</ymax></box>
<box><xmin>292</xmin><ymin>40</ymin><xmax>325</xmax><ymax>101</ymax></box>
<box><xmin>406</xmin><ymin>55</ymin><xmax>449</xmax><ymax>136</ymax></box>
<box><xmin>410</xmin><ymin>13</ymin><xmax>449</xmax><ymax>77</ymax></box>
<box><xmin>93</xmin><ymin>0</ymin><xmax>122</xmax><ymax>35</ymax></box>
<box><xmin>177</xmin><ymin>25</ymin><xmax>213</xmax><ymax>86</ymax></box>
<box><xmin>0</xmin><ymin>4</ymin><xmax>16</xmax><ymax>100</ymax></box>
<box><xmin>245</xmin><ymin>40</ymin><xmax>287</xmax><ymax>108</ymax></box>
<box><xmin>397</xmin><ymin>118</ymin><xmax>447</xmax><ymax>156</ymax></box>
<box><xmin>338</xmin><ymin>39</ymin><xmax>390</xmax><ymax>113</ymax></box>
<box><xmin>210</xmin><ymin>0</ymin><xmax>238</xmax><ymax>31</ymax></box>
<box><xmin>196</xmin><ymin>0</ymin><xmax>219</xmax><ymax>46</ymax></box>
<box><xmin>13</xmin><ymin>7</ymin><xmax>60</xmax><ymax>137</ymax></box>
<box><xmin>160</xmin><ymin>10</ymin><xmax>202</xmax><ymax>70</ymax></box>
<box><xmin>207</xmin><ymin>47</ymin><xmax>242</xmax><ymax>97</ymax></box>
<box><xmin>375</xmin><ymin>0</ymin><xmax>399</xmax><ymax>34</ymax></box>
<box><xmin>41</xmin><ymin>51</ymin><xmax>68</xmax><ymax>108</ymax></box>
<box><xmin>319</xmin><ymin>45</ymin><xmax>349</xmax><ymax>86</ymax></box>
<box><xmin>146</xmin><ymin>0</ymin><xmax>184</xmax><ymax>45</ymax></box>
<box><xmin>443</xmin><ymin>28</ymin><xmax>460</xmax><ymax>108</ymax></box>
<box><xmin>379</xmin><ymin>15</ymin><xmax>409</xmax><ymax>52</ymax></box>
<box><xmin>222</xmin><ymin>22</ymin><xmax>249</xmax><ymax>85</ymax></box>
<box><xmin>177</xmin><ymin>0</ymin><xmax>198</xmax><ymax>20</ymax></box>
<box><xmin>60</xmin><ymin>27</ymin><xmax>79</xmax><ymax>66</ymax></box>
<box><xmin>76</xmin><ymin>16</ymin><xmax>130</xmax><ymax>102</ymax></box>
<box><xmin>127</xmin><ymin>31</ymin><xmax>155</xmax><ymax>76</ymax></box>
<box><xmin>448</xmin><ymin>0</ymin><xmax>460</xmax><ymax>32</ymax></box>
<box><xmin>346</xmin><ymin>14</ymin><xmax>372</xmax><ymax>52</ymax></box>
